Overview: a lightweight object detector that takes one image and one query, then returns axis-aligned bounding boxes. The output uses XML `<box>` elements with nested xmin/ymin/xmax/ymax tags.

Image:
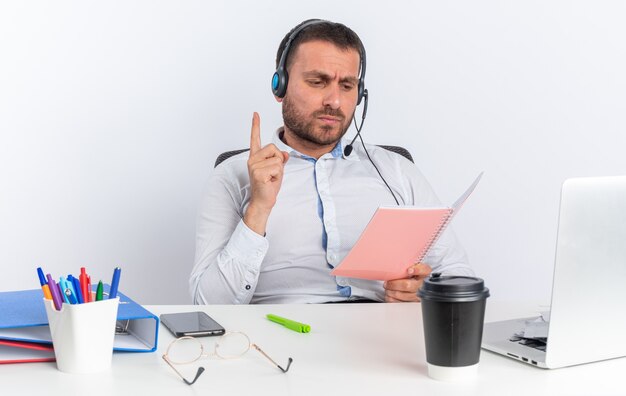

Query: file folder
<box><xmin>0</xmin><ymin>340</ymin><xmax>56</xmax><ymax>364</ymax></box>
<box><xmin>0</xmin><ymin>285</ymin><xmax>159</xmax><ymax>352</ymax></box>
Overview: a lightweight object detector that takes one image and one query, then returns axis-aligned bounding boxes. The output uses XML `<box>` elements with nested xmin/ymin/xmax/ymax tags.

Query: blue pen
<box><xmin>65</xmin><ymin>275</ymin><xmax>78</xmax><ymax>301</ymax></box>
<box><xmin>70</xmin><ymin>276</ymin><xmax>84</xmax><ymax>304</ymax></box>
<box><xmin>58</xmin><ymin>277</ymin><xmax>70</xmax><ymax>304</ymax></box>
<box><xmin>36</xmin><ymin>267</ymin><xmax>47</xmax><ymax>286</ymax></box>
<box><xmin>109</xmin><ymin>267</ymin><xmax>122</xmax><ymax>299</ymax></box>
<box><xmin>65</xmin><ymin>288</ymin><xmax>77</xmax><ymax>304</ymax></box>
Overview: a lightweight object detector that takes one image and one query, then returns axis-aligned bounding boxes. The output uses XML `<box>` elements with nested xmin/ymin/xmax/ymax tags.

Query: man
<box><xmin>190</xmin><ymin>19</ymin><xmax>473</xmax><ymax>304</ymax></box>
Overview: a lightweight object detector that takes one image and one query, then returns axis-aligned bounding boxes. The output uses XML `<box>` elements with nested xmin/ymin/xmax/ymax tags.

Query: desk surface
<box><xmin>1</xmin><ymin>301</ymin><xmax>623</xmax><ymax>396</ymax></box>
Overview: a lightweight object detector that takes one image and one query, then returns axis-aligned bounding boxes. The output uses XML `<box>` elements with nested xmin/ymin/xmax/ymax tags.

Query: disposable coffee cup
<box><xmin>43</xmin><ymin>297</ymin><xmax>119</xmax><ymax>374</ymax></box>
<box><xmin>418</xmin><ymin>273</ymin><xmax>489</xmax><ymax>381</ymax></box>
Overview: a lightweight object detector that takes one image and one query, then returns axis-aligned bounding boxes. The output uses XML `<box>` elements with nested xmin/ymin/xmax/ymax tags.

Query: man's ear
<box><xmin>275</xmin><ymin>96</ymin><xmax>283</xmax><ymax>103</ymax></box>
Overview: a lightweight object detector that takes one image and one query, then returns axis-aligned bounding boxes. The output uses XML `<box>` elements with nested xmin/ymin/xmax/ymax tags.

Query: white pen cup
<box><xmin>43</xmin><ymin>297</ymin><xmax>119</xmax><ymax>374</ymax></box>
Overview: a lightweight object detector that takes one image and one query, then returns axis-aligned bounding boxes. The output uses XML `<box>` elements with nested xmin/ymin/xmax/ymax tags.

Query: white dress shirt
<box><xmin>189</xmin><ymin>129</ymin><xmax>473</xmax><ymax>304</ymax></box>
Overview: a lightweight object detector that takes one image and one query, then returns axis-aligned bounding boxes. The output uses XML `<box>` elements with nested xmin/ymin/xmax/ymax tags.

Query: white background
<box><xmin>1</xmin><ymin>1</ymin><xmax>625</xmax><ymax>304</ymax></box>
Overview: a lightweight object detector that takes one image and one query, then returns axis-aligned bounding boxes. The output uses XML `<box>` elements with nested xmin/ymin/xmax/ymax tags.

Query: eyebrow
<box><xmin>303</xmin><ymin>70</ymin><xmax>359</xmax><ymax>85</ymax></box>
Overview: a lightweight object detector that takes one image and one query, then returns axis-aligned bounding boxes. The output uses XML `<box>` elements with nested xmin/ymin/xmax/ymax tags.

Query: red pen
<box><xmin>87</xmin><ymin>275</ymin><xmax>92</xmax><ymax>302</ymax></box>
<box><xmin>79</xmin><ymin>267</ymin><xmax>89</xmax><ymax>304</ymax></box>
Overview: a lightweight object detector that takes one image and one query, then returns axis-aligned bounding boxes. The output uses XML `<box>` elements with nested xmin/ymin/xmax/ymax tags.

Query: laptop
<box><xmin>482</xmin><ymin>175</ymin><xmax>626</xmax><ymax>369</ymax></box>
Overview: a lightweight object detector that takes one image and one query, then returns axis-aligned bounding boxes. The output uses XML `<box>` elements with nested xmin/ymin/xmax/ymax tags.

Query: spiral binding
<box><xmin>414</xmin><ymin>210</ymin><xmax>453</xmax><ymax>264</ymax></box>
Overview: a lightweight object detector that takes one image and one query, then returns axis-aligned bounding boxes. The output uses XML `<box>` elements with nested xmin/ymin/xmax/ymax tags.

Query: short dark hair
<box><xmin>276</xmin><ymin>19</ymin><xmax>364</xmax><ymax>72</ymax></box>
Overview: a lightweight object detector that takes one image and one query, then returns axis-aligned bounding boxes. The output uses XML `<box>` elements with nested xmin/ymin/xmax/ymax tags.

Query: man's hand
<box><xmin>383</xmin><ymin>263</ymin><xmax>432</xmax><ymax>302</ymax></box>
<box><xmin>243</xmin><ymin>112</ymin><xmax>289</xmax><ymax>235</ymax></box>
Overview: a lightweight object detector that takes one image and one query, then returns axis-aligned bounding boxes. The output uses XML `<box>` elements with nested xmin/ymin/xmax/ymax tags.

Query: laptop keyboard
<box><xmin>509</xmin><ymin>334</ymin><xmax>547</xmax><ymax>352</ymax></box>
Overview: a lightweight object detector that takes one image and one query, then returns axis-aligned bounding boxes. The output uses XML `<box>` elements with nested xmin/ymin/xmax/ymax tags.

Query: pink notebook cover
<box><xmin>331</xmin><ymin>172</ymin><xmax>482</xmax><ymax>281</ymax></box>
<box><xmin>331</xmin><ymin>208</ymin><xmax>451</xmax><ymax>281</ymax></box>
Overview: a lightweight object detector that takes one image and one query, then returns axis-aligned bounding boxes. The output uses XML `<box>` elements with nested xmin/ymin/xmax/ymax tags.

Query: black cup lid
<box><xmin>418</xmin><ymin>273</ymin><xmax>490</xmax><ymax>302</ymax></box>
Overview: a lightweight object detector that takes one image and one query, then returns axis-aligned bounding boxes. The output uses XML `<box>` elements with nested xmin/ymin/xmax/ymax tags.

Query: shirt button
<box><xmin>245</xmin><ymin>285</ymin><xmax>251</xmax><ymax>290</ymax></box>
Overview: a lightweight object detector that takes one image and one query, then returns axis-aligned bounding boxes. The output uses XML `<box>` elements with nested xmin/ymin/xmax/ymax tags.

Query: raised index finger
<box><xmin>250</xmin><ymin>112</ymin><xmax>262</xmax><ymax>155</ymax></box>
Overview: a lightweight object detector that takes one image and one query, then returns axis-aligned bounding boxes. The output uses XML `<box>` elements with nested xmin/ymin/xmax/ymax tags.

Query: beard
<box><xmin>282</xmin><ymin>95</ymin><xmax>354</xmax><ymax>146</ymax></box>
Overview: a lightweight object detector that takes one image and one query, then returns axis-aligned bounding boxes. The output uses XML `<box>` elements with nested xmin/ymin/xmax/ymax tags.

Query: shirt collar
<box><xmin>273</xmin><ymin>127</ymin><xmax>361</xmax><ymax>162</ymax></box>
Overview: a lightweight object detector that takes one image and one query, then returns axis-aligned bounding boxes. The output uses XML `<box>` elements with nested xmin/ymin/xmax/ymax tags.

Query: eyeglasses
<box><xmin>162</xmin><ymin>331</ymin><xmax>293</xmax><ymax>385</ymax></box>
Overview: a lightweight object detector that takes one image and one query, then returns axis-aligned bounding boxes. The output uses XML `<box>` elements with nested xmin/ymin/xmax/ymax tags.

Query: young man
<box><xmin>190</xmin><ymin>20</ymin><xmax>473</xmax><ymax>304</ymax></box>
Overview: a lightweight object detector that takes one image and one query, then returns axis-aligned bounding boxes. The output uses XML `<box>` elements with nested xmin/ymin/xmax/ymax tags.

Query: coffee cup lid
<box><xmin>418</xmin><ymin>273</ymin><xmax>490</xmax><ymax>302</ymax></box>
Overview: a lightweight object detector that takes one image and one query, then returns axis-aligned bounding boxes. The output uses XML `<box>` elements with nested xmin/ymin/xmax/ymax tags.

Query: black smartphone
<box><xmin>160</xmin><ymin>311</ymin><xmax>226</xmax><ymax>337</ymax></box>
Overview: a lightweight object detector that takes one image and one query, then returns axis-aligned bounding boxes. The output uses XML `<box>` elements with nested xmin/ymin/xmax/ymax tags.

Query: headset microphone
<box><xmin>343</xmin><ymin>89</ymin><xmax>368</xmax><ymax>157</ymax></box>
<box><xmin>342</xmin><ymin>137</ymin><xmax>357</xmax><ymax>157</ymax></box>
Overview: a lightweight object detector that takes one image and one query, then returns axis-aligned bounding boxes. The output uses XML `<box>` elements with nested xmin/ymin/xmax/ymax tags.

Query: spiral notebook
<box><xmin>331</xmin><ymin>173</ymin><xmax>482</xmax><ymax>281</ymax></box>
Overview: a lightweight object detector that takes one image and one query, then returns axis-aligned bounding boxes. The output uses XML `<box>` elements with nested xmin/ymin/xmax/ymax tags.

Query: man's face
<box><xmin>281</xmin><ymin>40</ymin><xmax>360</xmax><ymax>147</ymax></box>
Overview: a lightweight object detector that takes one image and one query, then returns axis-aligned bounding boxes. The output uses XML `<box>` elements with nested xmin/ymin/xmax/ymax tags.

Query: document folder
<box><xmin>331</xmin><ymin>172</ymin><xmax>482</xmax><ymax>281</ymax></box>
<box><xmin>0</xmin><ymin>340</ymin><xmax>56</xmax><ymax>364</ymax></box>
<box><xmin>0</xmin><ymin>285</ymin><xmax>159</xmax><ymax>352</ymax></box>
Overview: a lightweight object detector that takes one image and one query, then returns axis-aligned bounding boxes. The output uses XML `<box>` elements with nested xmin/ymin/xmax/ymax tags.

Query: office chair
<box><xmin>214</xmin><ymin>145</ymin><xmax>413</xmax><ymax>168</ymax></box>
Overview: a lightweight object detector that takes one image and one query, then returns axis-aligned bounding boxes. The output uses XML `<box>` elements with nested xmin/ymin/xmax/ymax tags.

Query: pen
<box><xmin>66</xmin><ymin>275</ymin><xmax>77</xmax><ymax>301</ymax></box>
<box><xmin>65</xmin><ymin>288</ymin><xmax>77</xmax><ymax>304</ymax></box>
<box><xmin>36</xmin><ymin>267</ymin><xmax>46</xmax><ymax>286</ymax></box>
<box><xmin>96</xmin><ymin>281</ymin><xmax>103</xmax><ymax>301</ymax></box>
<box><xmin>55</xmin><ymin>282</ymin><xmax>63</xmax><ymax>301</ymax></box>
<box><xmin>59</xmin><ymin>277</ymin><xmax>70</xmax><ymax>304</ymax></box>
<box><xmin>46</xmin><ymin>274</ymin><xmax>63</xmax><ymax>311</ymax></box>
<box><xmin>42</xmin><ymin>284</ymin><xmax>52</xmax><ymax>300</ymax></box>
<box><xmin>36</xmin><ymin>267</ymin><xmax>52</xmax><ymax>300</ymax></box>
<box><xmin>79</xmin><ymin>267</ymin><xmax>90</xmax><ymax>304</ymax></box>
<box><xmin>109</xmin><ymin>267</ymin><xmax>121</xmax><ymax>299</ymax></box>
<box><xmin>71</xmin><ymin>276</ymin><xmax>84</xmax><ymax>304</ymax></box>
<box><xmin>266</xmin><ymin>314</ymin><xmax>311</xmax><ymax>333</ymax></box>
<box><xmin>87</xmin><ymin>275</ymin><xmax>92</xmax><ymax>302</ymax></box>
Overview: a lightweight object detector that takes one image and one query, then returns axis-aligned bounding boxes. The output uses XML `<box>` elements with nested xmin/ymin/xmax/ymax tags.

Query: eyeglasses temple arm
<box><xmin>162</xmin><ymin>354</ymin><xmax>206</xmax><ymax>385</ymax></box>
<box><xmin>251</xmin><ymin>344</ymin><xmax>293</xmax><ymax>373</ymax></box>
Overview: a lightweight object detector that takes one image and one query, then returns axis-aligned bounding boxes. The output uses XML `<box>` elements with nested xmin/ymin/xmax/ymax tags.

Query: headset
<box><xmin>271</xmin><ymin>20</ymin><xmax>399</xmax><ymax>205</ymax></box>
<box><xmin>271</xmin><ymin>19</ymin><xmax>367</xmax><ymax>106</ymax></box>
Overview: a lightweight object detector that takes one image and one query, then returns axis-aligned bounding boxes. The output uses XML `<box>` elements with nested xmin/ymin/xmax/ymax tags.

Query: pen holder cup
<box><xmin>43</xmin><ymin>297</ymin><xmax>119</xmax><ymax>374</ymax></box>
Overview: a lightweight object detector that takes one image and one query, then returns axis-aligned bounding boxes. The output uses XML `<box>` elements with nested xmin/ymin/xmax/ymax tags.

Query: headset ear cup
<box><xmin>272</xmin><ymin>69</ymin><xmax>289</xmax><ymax>98</ymax></box>
<box><xmin>357</xmin><ymin>80</ymin><xmax>365</xmax><ymax>105</ymax></box>
<box><xmin>271</xmin><ymin>72</ymin><xmax>280</xmax><ymax>94</ymax></box>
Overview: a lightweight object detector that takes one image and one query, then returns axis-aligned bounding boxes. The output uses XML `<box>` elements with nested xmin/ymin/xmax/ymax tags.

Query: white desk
<box><xmin>1</xmin><ymin>301</ymin><xmax>624</xmax><ymax>396</ymax></box>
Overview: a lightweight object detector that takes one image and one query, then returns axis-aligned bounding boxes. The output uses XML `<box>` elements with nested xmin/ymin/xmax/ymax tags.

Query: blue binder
<box><xmin>0</xmin><ymin>286</ymin><xmax>159</xmax><ymax>352</ymax></box>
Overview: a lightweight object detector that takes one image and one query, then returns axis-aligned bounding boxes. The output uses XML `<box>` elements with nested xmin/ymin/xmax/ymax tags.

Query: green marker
<box><xmin>266</xmin><ymin>314</ymin><xmax>311</xmax><ymax>333</ymax></box>
<box><xmin>95</xmin><ymin>281</ymin><xmax>104</xmax><ymax>301</ymax></box>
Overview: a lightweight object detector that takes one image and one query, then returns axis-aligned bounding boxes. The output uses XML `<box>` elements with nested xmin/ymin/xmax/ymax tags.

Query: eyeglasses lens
<box><xmin>168</xmin><ymin>337</ymin><xmax>203</xmax><ymax>364</ymax></box>
<box><xmin>215</xmin><ymin>333</ymin><xmax>250</xmax><ymax>359</ymax></box>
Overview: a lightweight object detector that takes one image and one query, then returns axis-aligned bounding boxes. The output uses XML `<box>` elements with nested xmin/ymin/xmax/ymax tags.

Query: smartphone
<box><xmin>160</xmin><ymin>311</ymin><xmax>226</xmax><ymax>337</ymax></box>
